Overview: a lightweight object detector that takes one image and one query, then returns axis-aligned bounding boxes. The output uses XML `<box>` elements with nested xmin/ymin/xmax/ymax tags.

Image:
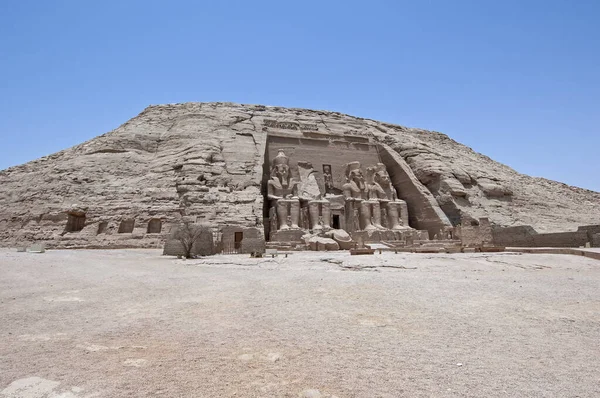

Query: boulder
<box><xmin>325</xmin><ymin>229</ymin><xmax>354</xmax><ymax>250</ymax></box>
<box><xmin>308</xmin><ymin>236</ymin><xmax>339</xmax><ymax>251</ymax></box>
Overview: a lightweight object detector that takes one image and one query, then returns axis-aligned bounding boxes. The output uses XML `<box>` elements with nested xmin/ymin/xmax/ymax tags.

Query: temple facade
<box><xmin>259</xmin><ymin>124</ymin><xmax>447</xmax><ymax>251</ymax></box>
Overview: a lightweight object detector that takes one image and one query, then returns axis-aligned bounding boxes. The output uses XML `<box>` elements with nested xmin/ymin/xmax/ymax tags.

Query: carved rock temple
<box><xmin>1</xmin><ymin>102</ymin><xmax>599</xmax><ymax>252</ymax></box>
<box><xmin>262</xmin><ymin>132</ymin><xmax>441</xmax><ymax>251</ymax></box>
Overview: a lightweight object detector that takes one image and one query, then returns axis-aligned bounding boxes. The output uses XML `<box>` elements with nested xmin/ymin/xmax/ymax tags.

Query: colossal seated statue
<box><xmin>267</xmin><ymin>150</ymin><xmax>300</xmax><ymax>230</ymax></box>
<box><xmin>342</xmin><ymin>162</ymin><xmax>376</xmax><ymax>231</ymax></box>
<box><xmin>365</xmin><ymin>165</ymin><xmax>386</xmax><ymax>230</ymax></box>
<box><xmin>373</xmin><ymin>163</ymin><xmax>408</xmax><ymax>230</ymax></box>
<box><xmin>342</xmin><ymin>162</ymin><xmax>367</xmax><ymax>201</ymax></box>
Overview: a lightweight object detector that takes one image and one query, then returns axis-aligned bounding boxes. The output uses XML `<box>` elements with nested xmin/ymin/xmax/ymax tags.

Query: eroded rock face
<box><xmin>0</xmin><ymin>102</ymin><xmax>599</xmax><ymax>248</ymax></box>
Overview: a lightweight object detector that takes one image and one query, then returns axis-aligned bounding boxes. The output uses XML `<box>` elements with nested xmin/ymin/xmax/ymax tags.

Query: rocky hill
<box><xmin>0</xmin><ymin>102</ymin><xmax>599</xmax><ymax>248</ymax></box>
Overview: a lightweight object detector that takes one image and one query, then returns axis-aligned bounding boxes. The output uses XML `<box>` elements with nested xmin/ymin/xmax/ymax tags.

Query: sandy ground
<box><xmin>0</xmin><ymin>249</ymin><xmax>599</xmax><ymax>398</ymax></box>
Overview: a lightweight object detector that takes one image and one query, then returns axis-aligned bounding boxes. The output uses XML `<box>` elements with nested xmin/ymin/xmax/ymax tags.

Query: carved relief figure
<box><xmin>323</xmin><ymin>164</ymin><xmax>335</xmax><ymax>195</ymax></box>
<box><xmin>267</xmin><ymin>150</ymin><xmax>300</xmax><ymax>230</ymax></box>
<box><xmin>297</xmin><ymin>161</ymin><xmax>321</xmax><ymax>200</ymax></box>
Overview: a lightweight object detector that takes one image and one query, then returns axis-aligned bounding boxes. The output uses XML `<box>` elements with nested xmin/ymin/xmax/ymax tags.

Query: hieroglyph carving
<box><xmin>264</xmin><ymin>120</ymin><xmax>318</xmax><ymax>131</ymax></box>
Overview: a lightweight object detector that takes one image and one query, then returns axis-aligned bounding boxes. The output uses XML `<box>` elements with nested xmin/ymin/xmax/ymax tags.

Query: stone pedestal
<box><xmin>270</xmin><ymin>229</ymin><xmax>305</xmax><ymax>243</ymax></box>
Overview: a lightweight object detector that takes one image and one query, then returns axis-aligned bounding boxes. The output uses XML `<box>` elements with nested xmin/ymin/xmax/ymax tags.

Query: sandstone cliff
<box><xmin>0</xmin><ymin>102</ymin><xmax>598</xmax><ymax>248</ymax></box>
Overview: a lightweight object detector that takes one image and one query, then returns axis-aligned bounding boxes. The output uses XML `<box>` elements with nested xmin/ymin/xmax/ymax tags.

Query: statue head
<box><xmin>365</xmin><ymin>165</ymin><xmax>377</xmax><ymax>184</ymax></box>
<box><xmin>271</xmin><ymin>149</ymin><xmax>290</xmax><ymax>187</ymax></box>
<box><xmin>345</xmin><ymin>161</ymin><xmax>365</xmax><ymax>190</ymax></box>
<box><xmin>374</xmin><ymin>163</ymin><xmax>391</xmax><ymax>188</ymax></box>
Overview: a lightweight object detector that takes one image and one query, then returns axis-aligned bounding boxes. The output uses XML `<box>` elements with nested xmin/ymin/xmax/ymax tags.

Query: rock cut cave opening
<box><xmin>147</xmin><ymin>219</ymin><xmax>162</xmax><ymax>234</ymax></box>
<box><xmin>65</xmin><ymin>213</ymin><xmax>86</xmax><ymax>233</ymax></box>
<box><xmin>118</xmin><ymin>219</ymin><xmax>135</xmax><ymax>234</ymax></box>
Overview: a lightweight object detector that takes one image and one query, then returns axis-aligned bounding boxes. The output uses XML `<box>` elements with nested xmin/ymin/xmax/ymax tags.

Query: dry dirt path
<box><xmin>1</xmin><ymin>249</ymin><xmax>599</xmax><ymax>397</ymax></box>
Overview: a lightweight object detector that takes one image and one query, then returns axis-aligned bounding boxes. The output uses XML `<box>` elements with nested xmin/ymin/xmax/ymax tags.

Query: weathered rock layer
<box><xmin>0</xmin><ymin>102</ymin><xmax>599</xmax><ymax>248</ymax></box>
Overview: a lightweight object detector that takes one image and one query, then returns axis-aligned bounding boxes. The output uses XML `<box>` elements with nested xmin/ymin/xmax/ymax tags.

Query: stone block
<box><xmin>241</xmin><ymin>238</ymin><xmax>265</xmax><ymax>254</ymax></box>
<box><xmin>592</xmin><ymin>233</ymin><xmax>600</xmax><ymax>248</ymax></box>
<box><xmin>325</xmin><ymin>229</ymin><xmax>354</xmax><ymax>250</ymax></box>
<box><xmin>308</xmin><ymin>236</ymin><xmax>339</xmax><ymax>251</ymax></box>
<box><xmin>271</xmin><ymin>229</ymin><xmax>305</xmax><ymax>243</ymax></box>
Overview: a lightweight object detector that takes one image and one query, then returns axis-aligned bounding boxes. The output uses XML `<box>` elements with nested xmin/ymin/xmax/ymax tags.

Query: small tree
<box><xmin>174</xmin><ymin>223</ymin><xmax>212</xmax><ymax>259</ymax></box>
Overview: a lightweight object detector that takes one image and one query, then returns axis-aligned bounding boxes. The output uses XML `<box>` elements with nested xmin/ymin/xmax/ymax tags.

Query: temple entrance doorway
<box><xmin>332</xmin><ymin>214</ymin><xmax>341</xmax><ymax>229</ymax></box>
<box><xmin>234</xmin><ymin>232</ymin><xmax>243</xmax><ymax>250</ymax></box>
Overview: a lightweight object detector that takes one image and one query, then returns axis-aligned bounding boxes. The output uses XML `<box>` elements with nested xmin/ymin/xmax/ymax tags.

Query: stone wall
<box><xmin>457</xmin><ymin>218</ymin><xmax>493</xmax><ymax>247</ymax></box>
<box><xmin>220</xmin><ymin>225</ymin><xmax>264</xmax><ymax>254</ymax></box>
<box><xmin>578</xmin><ymin>225</ymin><xmax>600</xmax><ymax>246</ymax></box>
<box><xmin>241</xmin><ymin>238</ymin><xmax>266</xmax><ymax>254</ymax></box>
<box><xmin>531</xmin><ymin>231</ymin><xmax>589</xmax><ymax>248</ymax></box>
<box><xmin>492</xmin><ymin>225</ymin><xmax>590</xmax><ymax>248</ymax></box>
<box><xmin>491</xmin><ymin>226</ymin><xmax>537</xmax><ymax>247</ymax></box>
<box><xmin>591</xmin><ymin>233</ymin><xmax>600</xmax><ymax>248</ymax></box>
<box><xmin>163</xmin><ymin>227</ymin><xmax>215</xmax><ymax>257</ymax></box>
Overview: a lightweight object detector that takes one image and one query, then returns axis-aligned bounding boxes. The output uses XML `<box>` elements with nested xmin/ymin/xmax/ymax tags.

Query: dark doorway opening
<box><xmin>66</xmin><ymin>213</ymin><xmax>86</xmax><ymax>233</ymax></box>
<box><xmin>118</xmin><ymin>219</ymin><xmax>135</xmax><ymax>233</ymax></box>
<box><xmin>234</xmin><ymin>232</ymin><xmax>243</xmax><ymax>250</ymax></box>
<box><xmin>332</xmin><ymin>214</ymin><xmax>340</xmax><ymax>229</ymax></box>
<box><xmin>147</xmin><ymin>219</ymin><xmax>162</xmax><ymax>234</ymax></box>
<box><xmin>97</xmin><ymin>221</ymin><xmax>108</xmax><ymax>235</ymax></box>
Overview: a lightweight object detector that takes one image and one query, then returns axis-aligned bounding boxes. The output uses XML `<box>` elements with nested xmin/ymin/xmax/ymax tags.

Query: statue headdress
<box><xmin>344</xmin><ymin>161</ymin><xmax>361</xmax><ymax>179</ymax></box>
<box><xmin>272</xmin><ymin>149</ymin><xmax>289</xmax><ymax>166</ymax></box>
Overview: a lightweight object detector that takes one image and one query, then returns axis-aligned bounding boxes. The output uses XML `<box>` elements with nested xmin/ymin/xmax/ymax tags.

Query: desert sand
<box><xmin>1</xmin><ymin>249</ymin><xmax>599</xmax><ymax>397</ymax></box>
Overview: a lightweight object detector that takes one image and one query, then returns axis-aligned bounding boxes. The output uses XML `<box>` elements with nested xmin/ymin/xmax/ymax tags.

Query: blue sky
<box><xmin>1</xmin><ymin>0</ymin><xmax>598</xmax><ymax>191</ymax></box>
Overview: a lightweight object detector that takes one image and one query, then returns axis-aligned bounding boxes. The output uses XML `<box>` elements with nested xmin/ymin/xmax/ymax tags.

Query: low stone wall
<box><xmin>163</xmin><ymin>226</ymin><xmax>215</xmax><ymax>257</ymax></box>
<box><xmin>532</xmin><ymin>231</ymin><xmax>589</xmax><ymax>247</ymax></box>
<box><xmin>241</xmin><ymin>238</ymin><xmax>266</xmax><ymax>254</ymax></box>
<box><xmin>578</xmin><ymin>225</ymin><xmax>600</xmax><ymax>247</ymax></box>
<box><xmin>491</xmin><ymin>226</ymin><xmax>537</xmax><ymax>247</ymax></box>
<box><xmin>492</xmin><ymin>225</ymin><xmax>589</xmax><ymax>248</ymax></box>
<box><xmin>457</xmin><ymin>218</ymin><xmax>493</xmax><ymax>247</ymax></box>
<box><xmin>508</xmin><ymin>247</ymin><xmax>600</xmax><ymax>261</ymax></box>
<box><xmin>220</xmin><ymin>225</ymin><xmax>265</xmax><ymax>254</ymax></box>
<box><xmin>578</xmin><ymin>224</ymin><xmax>600</xmax><ymax>236</ymax></box>
<box><xmin>592</xmin><ymin>233</ymin><xmax>600</xmax><ymax>248</ymax></box>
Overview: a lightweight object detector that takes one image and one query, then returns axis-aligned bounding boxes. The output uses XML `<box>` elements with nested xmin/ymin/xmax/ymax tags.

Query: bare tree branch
<box><xmin>174</xmin><ymin>223</ymin><xmax>211</xmax><ymax>258</ymax></box>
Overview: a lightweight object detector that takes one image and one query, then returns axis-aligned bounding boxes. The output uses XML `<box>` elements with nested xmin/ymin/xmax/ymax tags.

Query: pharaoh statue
<box><xmin>373</xmin><ymin>163</ymin><xmax>408</xmax><ymax>230</ymax></box>
<box><xmin>342</xmin><ymin>162</ymin><xmax>367</xmax><ymax>200</ymax></box>
<box><xmin>267</xmin><ymin>150</ymin><xmax>300</xmax><ymax>230</ymax></box>
<box><xmin>342</xmin><ymin>162</ymin><xmax>375</xmax><ymax>231</ymax></box>
<box><xmin>365</xmin><ymin>166</ymin><xmax>386</xmax><ymax>230</ymax></box>
<box><xmin>297</xmin><ymin>161</ymin><xmax>331</xmax><ymax>231</ymax></box>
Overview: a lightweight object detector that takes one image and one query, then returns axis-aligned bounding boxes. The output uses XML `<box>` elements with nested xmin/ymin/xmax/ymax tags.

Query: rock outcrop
<box><xmin>0</xmin><ymin>102</ymin><xmax>599</xmax><ymax>248</ymax></box>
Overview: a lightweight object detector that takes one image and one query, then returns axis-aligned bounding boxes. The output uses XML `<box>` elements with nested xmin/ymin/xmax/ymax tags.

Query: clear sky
<box><xmin>1</xmin><ymin>0</ymin><xmax>598</xmax><ymax>191</ymax></box>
